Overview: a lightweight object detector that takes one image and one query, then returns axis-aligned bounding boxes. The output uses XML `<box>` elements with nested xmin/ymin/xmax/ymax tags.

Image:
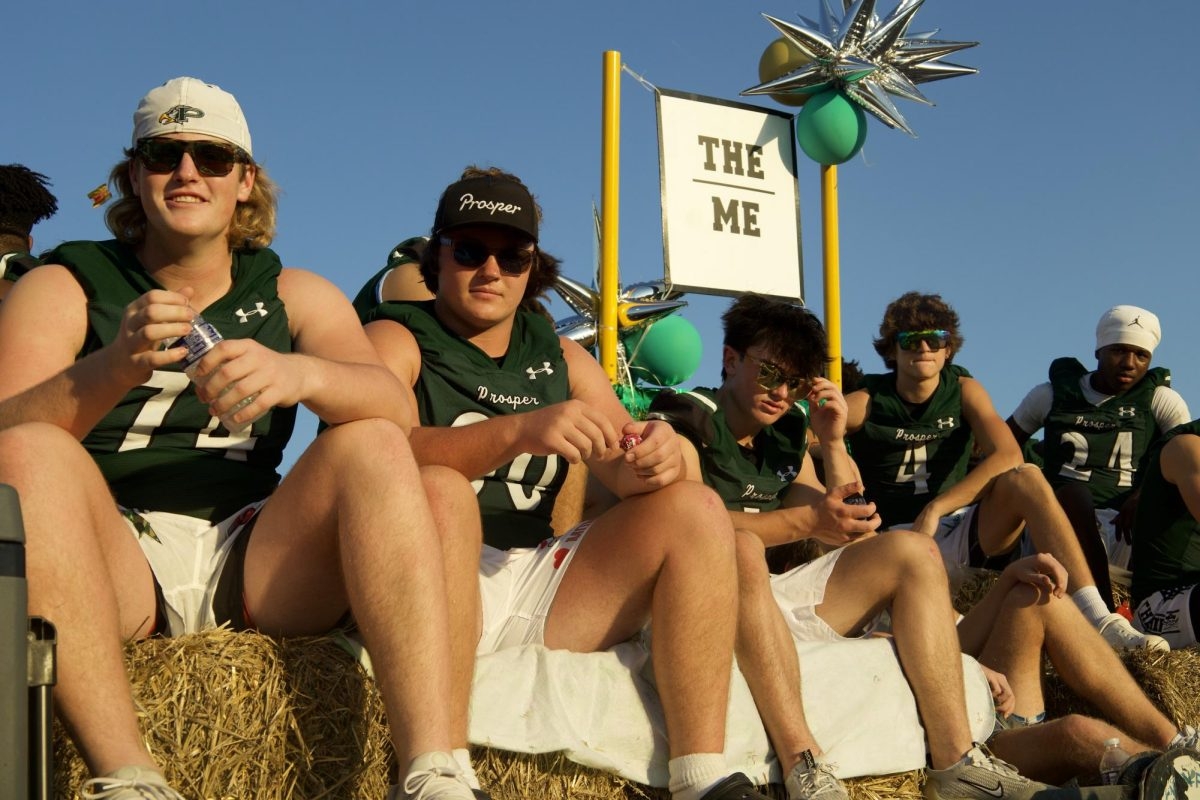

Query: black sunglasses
<box><xmin>439</xmin><ymin>235</ymin><xmax>535</xmax><ymax>276</ymax></box>
<box><xmin>135</xmin><ymin>138</ymin><xmax>251</xmax><ymax>177</ymax></box>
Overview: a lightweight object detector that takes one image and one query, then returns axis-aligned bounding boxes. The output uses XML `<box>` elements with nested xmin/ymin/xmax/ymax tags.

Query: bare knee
<box><xmin>996</xmin><ymin>463</ymin><xmax>1052</xmax><ymax>501</ymax></box>
<box><xmin>306</xmin><ymin>418</ymin><xmax>415</xmax><ymax>480</ymax></box>
<box><xmin>0</xmin><ymin>422</ymin><xmax>90</xmax><ymax>474</ymax></box>
<box><xmin>885</xmin><ymin>529</ymin><xmax>947</xmax><ymax>582</ymax></box>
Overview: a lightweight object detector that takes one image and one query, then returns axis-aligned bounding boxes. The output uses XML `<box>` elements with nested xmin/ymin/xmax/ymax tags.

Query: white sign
<box><xmin>656</xmin><ymin>89</ymin><xmax>802</xmax><ymax>300</ymax></box>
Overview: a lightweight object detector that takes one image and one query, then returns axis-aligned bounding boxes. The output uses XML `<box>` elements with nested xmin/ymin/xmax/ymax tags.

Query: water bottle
<box><xmin>173</xmin><ymin>313</ymin><xmax>263</xmax><ymax>434</ymax></box>
<box><xmin>1099</xmin><ymin>737</ymin><xmax>1131</xmax><ymax>785</ymax></box>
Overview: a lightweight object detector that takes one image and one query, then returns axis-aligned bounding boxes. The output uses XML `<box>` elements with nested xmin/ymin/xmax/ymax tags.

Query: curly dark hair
<box><xmin>419</xmin><ymin>165</ymin><xmax>561</xmax><ymax>301</ymax></box>
<box><xmin>872</xmin><ymin>291</ymin><xmax>963</xmax><ymax>370</ymax></box>
<box><xmin>0</xmin><ymin>164</ymin><xmax>58</xmax><ymax>244</ymax></box>
<box><xmin>721</xmin><ymin>293</ymin><xmax>829</xmax><ymax>380</ymax></box>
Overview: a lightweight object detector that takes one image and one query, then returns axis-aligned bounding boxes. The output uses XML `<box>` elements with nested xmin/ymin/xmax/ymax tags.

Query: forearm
<box><xmin>295</xmin><ymin>356</ymin><xmax>413</xmax><ymax>429</ymax></box>
<box><xmin>408</xmin><ymin>416</ymin><xmax>528</xmax><ymax>477</ymax></box>
<box><xmin>818</xmin><ymin>440</ymin><xmax>861</xmax><ymax>489</ymax></box>
<box><xmin>729</xmin><ymin>505</ymin><xmax>816</xmax><ymax>548</ymax></box>
<box><xmin>0</xmin><ymin>348</ymin><xmax>136</xmax><ymax>439</ymax></box>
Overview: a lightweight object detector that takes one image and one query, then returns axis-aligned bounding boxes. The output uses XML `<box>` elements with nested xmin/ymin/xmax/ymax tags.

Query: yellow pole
<box><xmin>821</xmin><ymin>164</ymin><xmax>843</xmax><ymax>388</ymax></box>
<box><xmin>599</xmin><ymin>51</ymin><xmax>621</xmax><ymax>383</ymax></box>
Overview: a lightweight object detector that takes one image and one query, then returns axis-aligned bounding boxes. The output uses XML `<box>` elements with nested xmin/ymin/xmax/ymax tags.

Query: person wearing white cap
<box><xmin>1007</xmin><ymin>305</ymin><xmax>1190</xmax><ymax>628</ymax></box>
<box><xmin>0</xmin><ymin>77</ymin><xmax>484</xmax><ymax>800</ymax></box>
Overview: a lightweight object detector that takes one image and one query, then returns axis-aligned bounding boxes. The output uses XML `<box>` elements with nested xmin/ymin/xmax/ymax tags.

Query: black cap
<box><xmin>433</xmin><ymin>176</ymin><xmax>538</xmax><ymax>242</ymax></box>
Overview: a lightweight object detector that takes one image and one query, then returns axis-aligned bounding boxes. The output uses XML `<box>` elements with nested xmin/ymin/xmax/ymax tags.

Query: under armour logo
<box><xmin>158</xmin><ymin>105</ymin><xmax>205</xmax><ymax>126</ymax></box>
<box><xmin>937</xmin><ymin>417</ymin><xmax>955</xmax><ymax>429</ymax></box>
<box><xmin>526</xmin><ymin>362</ymin><xmax>554</xmax><ymax>379</ymax></box>
<box><xmin>1127</xmin><ymin>316</ymin><xmax>1144</xmax><ymax>328</ymax></box>
<box><xmin>776</xmin><ymin>465</ymin><xmax>798</xmax><ymax>482</ymax></box>
<box><xmin>235</xmin><ymin>302</ymin><xmax>268</xmax><ymax>323</ymax></box>
<box><xmin>1118</xmin><ymin>406</ymin><xmax>1136</xmax><ymax>417</ymax></box>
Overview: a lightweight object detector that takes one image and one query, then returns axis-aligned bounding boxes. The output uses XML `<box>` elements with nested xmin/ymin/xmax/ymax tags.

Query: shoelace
<box><xmin>790</xmin><ymin>761</ymin><xmax>844</xmax><ymax>799</ymax></box>
<box><xmin>972</xmin><ymin>748</ymin><xmax>1023</xmax><ymax>779</ymax></box>
<box><xmin>403</xmin><ymin>763</ymin><xmax>467</xmax><ymax>800</ymax></box>
<box><xmin>80</xmin><ymin>775</ymin><xmax>183</xmax><ymax>800</ymax></box>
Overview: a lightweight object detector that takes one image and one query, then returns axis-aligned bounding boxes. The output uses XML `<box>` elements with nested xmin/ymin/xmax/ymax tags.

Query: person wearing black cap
<box><xmin>0</xmin><ymin>163</ymin><xmax>59</xmax><ymax>301</ymax></box>
<box><xmin>362</xmin><ymin>165</ymin><xmax>769</xmax><ymax>800</ymax></box>
<box><xmin>0</xmin><ymin>78</ymin><xmax>482</xmax><ymax>800</ymax></box>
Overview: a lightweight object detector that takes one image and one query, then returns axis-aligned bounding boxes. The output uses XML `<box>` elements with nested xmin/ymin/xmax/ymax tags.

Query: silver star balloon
<box><xmin>742</xmin><ymin>0</ymin><xmax>977</xmax><ymax>136</ymax></box>
<box><xmin>552</xmin><ymin>275</ymin><xmax>688</xmax><ymax>350</ymax></box>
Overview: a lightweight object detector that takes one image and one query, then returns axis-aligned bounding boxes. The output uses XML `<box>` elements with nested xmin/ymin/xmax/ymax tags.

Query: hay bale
<box><xmin>53</xmin><ymin>629</ymin><xmax>924</xmax><ymax>800</ymax></box>
<box><xmin>1044</xmin><ymin>646</ymin><xmax>1200</xmax><ymax>730</ymax></box>
<box><xmin>55</xmin><ymin>628</ymin><xmax>392</xmax><ymax>800</ymax></box>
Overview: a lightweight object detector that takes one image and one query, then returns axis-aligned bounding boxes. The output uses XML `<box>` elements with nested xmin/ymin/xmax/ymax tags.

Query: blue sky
<box><xmin>8</xmin><ymin>2</ymin><xmax>1198</xmax><ymax>471</ymax></box>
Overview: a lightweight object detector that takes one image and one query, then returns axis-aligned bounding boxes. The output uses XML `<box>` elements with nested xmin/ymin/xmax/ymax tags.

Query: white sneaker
<box><xmin>81</xmin><ymin>767</ymin><xmax>185</xmax><ymax>800</ymax></box>
<box><xmin>923</xmin><ymin>743</ymin><xmax>1051</xmax><ymax>800</ymax></box>
<box><xmin>1098</xmin><ymin>612</ymin><xmax>1170</xmax><ymax>652</ymax></box>
<box><xmin>1172</xmin><ymin>725</ymin><xmax>1200</xmax><ymax>751</ymax></box>
<box><xmin>785</xmin><ymin>751</ymin><xmax>849</xmax><ymax>800</ymax></box>
<box><xmin>389</xmin><ymin>752</ymin><xmax>476</xmax><ymax>800</ymax></box>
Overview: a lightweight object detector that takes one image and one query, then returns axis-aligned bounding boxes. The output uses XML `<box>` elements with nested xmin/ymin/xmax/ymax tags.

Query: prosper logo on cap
<box><xmin>457</xmin><ymin>193</ymin><xmax>524</xmax><ymax>217</ymax></box>
<box><xmin>158</xmin><ymin>105</ymin><xmax>205</xmax><ymax>126</ymax></box>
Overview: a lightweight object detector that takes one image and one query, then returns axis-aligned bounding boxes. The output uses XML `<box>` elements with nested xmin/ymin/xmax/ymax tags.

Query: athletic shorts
<box><xmin>770</xmin><ymin>548</ymin><xmax>863</xmax><ymax>642</ymax></box>
<box><xmin>123</xmin><ymin>502</ymin><xmax>264</xmax><ymax>637</ymax></box>
<box><xmin>1133</xmin><ymin>585</ymin><xmax>1199</xmax><ymax>649</ymax></box>
<box><xmin>477</xmin><ymin>520</ymin><xmax>593</xmax><ymax>654</ymax></box>
<box><xmin>893</xmin><ymin>505</ymin><xmax>1018</xmax><ymax>572</ymax></box>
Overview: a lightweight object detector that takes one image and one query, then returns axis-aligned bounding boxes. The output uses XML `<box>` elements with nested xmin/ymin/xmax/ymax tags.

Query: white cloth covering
<box><xmin>464</xmin><ymin>635</ymin><xmax>994</xmax><ymax>785</ymax></box>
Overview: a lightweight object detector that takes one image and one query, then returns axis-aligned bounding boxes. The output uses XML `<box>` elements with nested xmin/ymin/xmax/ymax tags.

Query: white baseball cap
<box><xmin>132</xmin><ymin>77</ymin><xmax>252</xmax><ymax>157</ymax></box>
<box><xmin>1095</xmin><ymin>305</ymin><xmax>1161</xmax><ymax>355</ymax></box>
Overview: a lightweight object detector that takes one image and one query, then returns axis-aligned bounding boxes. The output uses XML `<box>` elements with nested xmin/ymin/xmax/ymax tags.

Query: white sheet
<box><xmin>465</xmin><ymin>635</ymin><xmax>995</xmax><ymax>785</ymax></box>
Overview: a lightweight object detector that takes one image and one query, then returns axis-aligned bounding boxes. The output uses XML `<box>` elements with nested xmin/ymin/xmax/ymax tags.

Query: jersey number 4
<box><xmin>895</xmin><ymin>445</ymin><xmax>932</xmax><ymax>494</ymax></box>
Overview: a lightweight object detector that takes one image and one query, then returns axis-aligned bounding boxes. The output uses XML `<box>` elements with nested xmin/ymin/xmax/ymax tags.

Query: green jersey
<box><xmin>648</xmin><ymin>388</ymin><xmax>809</xmax><ymax>512</ymax></box>
<box><xmin>1</xmin><ymin>251</ymin><xmax>41</xmax><ymax>282</ymax></box>
<box><xmin>351</xmin><ymin>236</ymin><xmax>427</xmax><ymax>321</ymax></box>
<box><xmin>366</xmin><ymin>300</ymin><xmax>570</xmax><ymax>549</ymax></box>
<box><xmin>1130</xmin><ymin>419</ymin><xmax>1200</xmax><ymax>604</ymax></box>
<box><xmin>847</xmin><ymin>365</ymin><xmax>974</xmax><ymax>528</ymax></box>
<box><xmin>48</xmin><ymin>240</ymin><xmax>296</xmax><ymax>521</ymax></box>
<box><xmin>1041</xmin><ymin>357</ymin><xmax>1169</xmax><ymax>509</ymax></box>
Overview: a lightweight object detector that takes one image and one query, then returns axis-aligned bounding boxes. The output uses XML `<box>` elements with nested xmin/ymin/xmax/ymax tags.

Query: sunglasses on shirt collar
<box><xmin>438</xmin><ymin>235</ymin><xmax>536</xmax><ymax>275</ymax></box>
<box><xmin>134</xmin><ymin>138</ymin><xmax>251</xmax><ymax>177</ymax></box>
<box><xmin>897</xmin><ymin>329</ymin><xmax>951</xmax><ymax>352</ymax></box>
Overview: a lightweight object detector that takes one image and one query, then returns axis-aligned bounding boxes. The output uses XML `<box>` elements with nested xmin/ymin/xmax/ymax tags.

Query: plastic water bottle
<box><xmin>173</xmin><ymin>313</ymin><xmax>262</xmax><ymax>433</ymax></box>
<box><xmin>1099</xmin><ymin>737</ymin><xmax>1131</xmax><ymax>785</ymax></box>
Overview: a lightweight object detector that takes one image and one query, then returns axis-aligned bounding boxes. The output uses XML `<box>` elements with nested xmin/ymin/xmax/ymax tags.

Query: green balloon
<box><xmin>624</xmin><ymin>314</ymin><xmax>703</xmax><ymax>388</ymax></box>
<box><xmin>795</xmin><ymin>89</ymin><xmax>867</xmax><ymax>165</ymax></box>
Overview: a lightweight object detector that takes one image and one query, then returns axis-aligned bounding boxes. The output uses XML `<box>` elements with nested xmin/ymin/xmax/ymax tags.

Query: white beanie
<box><xmin>1095</xmin><ymin>305</ymin><xmax>1161</xmax><ymax>354</ymax></box>
<box><xmin>132</xmin><ymin>77</ymin><xmax>252</xmax><ymax>157</ymax></box>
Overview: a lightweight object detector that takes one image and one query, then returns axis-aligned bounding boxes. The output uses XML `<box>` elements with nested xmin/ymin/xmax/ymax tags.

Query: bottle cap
<box><xmin>1104</xmin><ymin>738</ymin><xmax>1120</xmax><ymax>747</ymax></box>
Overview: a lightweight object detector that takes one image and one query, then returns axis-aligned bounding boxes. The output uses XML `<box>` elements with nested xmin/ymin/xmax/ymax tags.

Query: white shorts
<box><xmin>770</xmin><ymin>548</ymin><xmax>862</xmax><ymax>642</ymax></box>
<box><xmin>123</xmin><ymin>502</ymin><xmax>264</xmax><ymax>637</ymax></box>
<box><xmin>477</xmin><ymin>520</ymin><xmax>593</xmax><ymax>654</ymax></box>
<box><xmin>1133</xmin><ymin>585</ymin><xmax>1199</xmax><ymax>649</ymax></box>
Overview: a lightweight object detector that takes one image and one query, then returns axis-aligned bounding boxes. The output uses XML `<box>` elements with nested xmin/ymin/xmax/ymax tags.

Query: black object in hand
<box><xmin>844</xmin><ymin>493</ymin><xmax>868</xmax><ymax>505</ymax></box>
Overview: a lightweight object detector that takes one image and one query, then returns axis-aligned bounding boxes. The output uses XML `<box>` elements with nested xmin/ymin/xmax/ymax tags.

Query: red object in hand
<box><xmin>620</xmin><ymin>434</ymin><xmax>642</xmax><ymax>452</ymax></box>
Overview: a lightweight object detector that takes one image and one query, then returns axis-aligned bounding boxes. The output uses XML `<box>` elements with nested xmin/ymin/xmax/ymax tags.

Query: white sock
<box><xmin>1072</xmin><ymin>586</ymin><xmax>1110</xmax><ymax>628</ymax></box>
<box><xmin>452</xmin><ymin>748</ymin><xmax>481</xmax><ymax>790</ymax></box>
<box><xmin>668</xmin><ymin>754</ymin><xmax>729</xmax><ymax>800</ymax></box>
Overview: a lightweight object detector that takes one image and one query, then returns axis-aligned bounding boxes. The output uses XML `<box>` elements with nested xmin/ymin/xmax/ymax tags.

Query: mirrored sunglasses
<box><xmin>135</xmin><ymin>138</ymin><xmax>250</xmax><ymax>177</ymax></box>
<box><xmin>439</xmin><ymin>236</ymin><xmax>535</xmax><ymax>276</ymax></box>
<box><xmin>744</xmin><ymin>353</ymin><xmax>811</xmax><ymax>397</ymax></box>
<box><xmin>897</xmin><ymin>329</ymin><xmax>951</xmax><ymax>352</ymax></box>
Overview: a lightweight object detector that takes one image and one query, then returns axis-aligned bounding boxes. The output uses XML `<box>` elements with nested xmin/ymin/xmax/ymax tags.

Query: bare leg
<box><xmin>733</xmin><ymin>531</ymin><xmax>820</xmax><ymax>774</ymax></box>
<box><xmin>817</xmin><ymin>531</ymin><xmax>975</xmax><ymax>769</ymax></box>
<box><xmin>990</xmin><ymin>715</ymin><xmax>1150</xmax><ymax>785</ymax></box>
<box><xmin>0</xmin><ymin>424</ymin><xmax>159</xmax><ymax>776</ymax></box>
<box><xmin>976</xmin><ymin>467</ymin><xmax>1101</xmax><ymax>596</ymax></box>
<box><xmin>245</xmin><ymin>419</ymin><xmax>464</xmax><ymax>766</ymax></box>
<box><xmin>545</xmin><ymin>481</ymin><xmax>737</xmax><ymax>757</ymax></box>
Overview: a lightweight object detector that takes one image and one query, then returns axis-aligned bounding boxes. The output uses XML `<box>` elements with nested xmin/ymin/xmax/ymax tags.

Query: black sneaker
<box><xmin>698</xmin><ymin>773</ymin><xmax>773</xmax><ymax>800</ymax></box>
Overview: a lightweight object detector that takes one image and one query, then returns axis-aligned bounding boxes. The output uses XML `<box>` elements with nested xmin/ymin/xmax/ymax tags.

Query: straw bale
<box><xmin>1043</xmin><ymin>646</ymin><xmax>1200</xmax><ymax>730</ymax></box>
<box><xmin>53</xmin><ymin>628</ymin><xmax>925</xmax><ymax>799</ymax></box>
